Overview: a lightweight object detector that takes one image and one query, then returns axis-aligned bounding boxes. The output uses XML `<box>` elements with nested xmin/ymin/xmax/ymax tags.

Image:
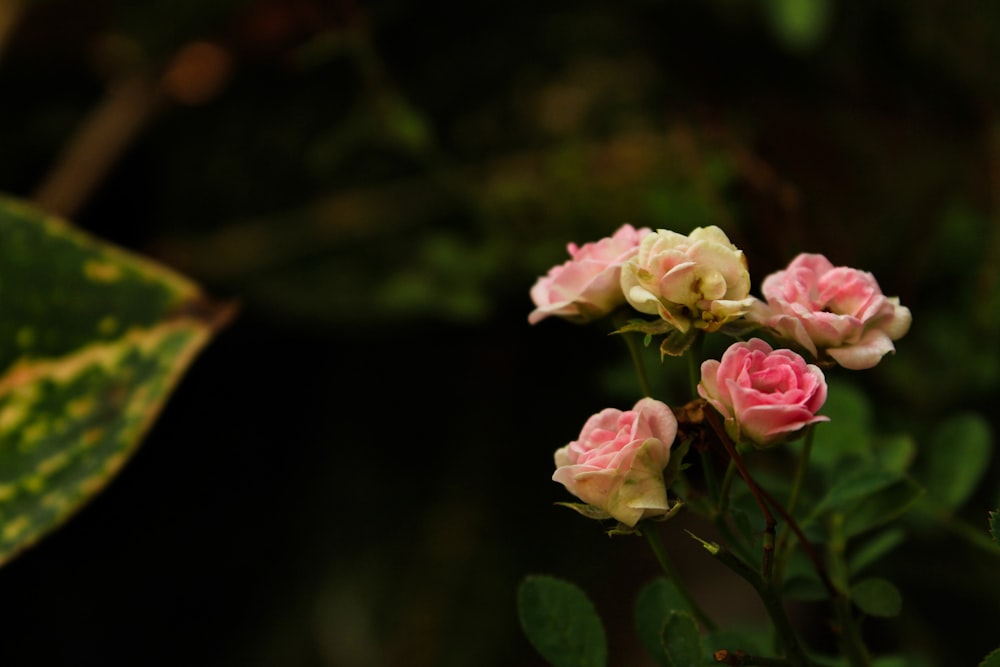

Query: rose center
<box><xmin>749</xmin><ymin>365</ymin><xmax>797</xmax><ymax>394</ymax></box>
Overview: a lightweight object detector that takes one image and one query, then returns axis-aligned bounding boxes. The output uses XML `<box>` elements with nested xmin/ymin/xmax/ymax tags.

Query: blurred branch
<box><xmin>31</xmin><ymin>39</ymin><xmax>233</xmax><ymax>220</ymax></box>
<box><xmin>0</xmin><ymin>0</ymin><xmax>26</xmax><ymax>65</ymax></box>
<box><xmin>32</xmin><ymin>73</ymin><xmax>164</xmax><ymax>219</ymax></box>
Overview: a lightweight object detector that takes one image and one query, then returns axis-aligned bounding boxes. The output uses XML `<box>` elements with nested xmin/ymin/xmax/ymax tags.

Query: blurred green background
<box><xmin>1</xmin><ymin>0</ymin><xmax>999</xmax><ymax>665</ymax></box>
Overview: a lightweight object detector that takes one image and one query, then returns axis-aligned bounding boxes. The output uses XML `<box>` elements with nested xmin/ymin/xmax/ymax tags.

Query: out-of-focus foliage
<box><xmin>0</xmin><ymin>196</ymin><xmax>230</xmax><ymax>565</ymax></box>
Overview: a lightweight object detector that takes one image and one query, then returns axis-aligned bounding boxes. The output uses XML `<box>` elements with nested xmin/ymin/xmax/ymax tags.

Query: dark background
<box><xmin>0</xmin><ymin>1</ymin><xmax>999</xmax><ymax>665</ymax></box>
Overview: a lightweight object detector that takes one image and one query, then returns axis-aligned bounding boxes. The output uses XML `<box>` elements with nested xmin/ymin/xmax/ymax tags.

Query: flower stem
<box><xmin>612</xmin><ymin>310</ymin><xmax>653</xmax><ymax>397</ymax></box>
<box><xmin>775</xmin><ymin>427</ymin><xmax>814</xmax><ymax>580</ymax></box>
<box><xmin>827</xmin><ymin>514</ymin><xmax>873</xmax><ymax>667</ymax></box>
<box><xmin>709</xmin><ymin>546</ymin><xmax>814</xmax><ymax>667</ymax></box>
<box><xmin>703</xmin><ymin>409</ymin><xmax>837</xmax><ymax>596</ymax></box>
<box><xmin>786</xmin><ymin>426</ymin><xmax>814</xmax><ymax>517</ymax></box>
<box><xmin>685</xmin><ymin>337</ymin><xmax>703</xmax><ymax>399</ymax></box>
<box><xmin>640</xmin><ymin>521</ymin><xmax>717</xmax><ymax>632</ymax></box>
<box><xmin>703</xmin><ymin>408</ymin><xmax>777</xmax><ymax>580</ymax></box>
<box><xmin>717</xmin><ymin>458</ymin><xmax>738</xmax><ymax>513</ymax></box>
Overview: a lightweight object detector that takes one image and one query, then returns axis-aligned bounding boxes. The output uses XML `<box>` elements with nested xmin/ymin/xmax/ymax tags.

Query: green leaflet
<box><xmin>0</xmin><ymin>195</ymin><xmax>232</xmax><ymax>566</ymax></box>
<box><xmin>850</xmin><ymin>578</ymin><xmax>902</xmax><ymax>618</ymax></box>
<box><xmin>919</xmin><ymin>412</ymin><xmax>993</xmax><ymax>513</ymax></box>
<box><xmin>634</xmin><ymin>577</ymin><xmax>692</xmax><ymax>665</ymax></box>
<box><xmin>659</xmin><ymin>611</ymin><xmax>704</xmax><ymax>667</ymax></box>
<box><xmin>980</xmin><ymin>647</ymin><xmax>1000</xmax><ymax>667</ymax></box>
<box><xmin>517</xmin><ymin>575</ymin><xmax>607</xmax><ymax>667</ymax></box>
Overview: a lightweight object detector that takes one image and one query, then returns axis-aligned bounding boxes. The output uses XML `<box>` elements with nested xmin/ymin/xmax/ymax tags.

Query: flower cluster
<box><xmin>528</xmin><ymin>223</ymin><xmax>911</xmax><ymax>523</ymax></box>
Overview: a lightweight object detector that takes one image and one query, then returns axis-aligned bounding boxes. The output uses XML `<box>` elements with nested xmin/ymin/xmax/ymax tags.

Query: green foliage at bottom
<box><xmin>635</xmin><ymin>577</ymin><xmax>692</xmax><ymax>664</ymax></box>
<box><xmin>981</xmin><ymin>648</ymin><xmax>1000</xmax><ymax>667</ymax></box>
<box><xmin>659</xmin><ymin>611</ymin><xmax>703</xmax><ymax>667</ymax></box>
<box><xmin>517</xmin><ymin>575</ymin><xmax>607</xmax><ymax>667</ymax></box>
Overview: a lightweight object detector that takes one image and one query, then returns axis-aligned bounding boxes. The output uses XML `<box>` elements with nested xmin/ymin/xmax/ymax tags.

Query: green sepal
<box><xmin>554</xmin><ymin>501</ymin><xmax>612</xmax><ymax>522</ymax></box>
<box><xmin>607</xmin><ymin>522</ymin><xmax>641</xmax><ymax>537</ymax></box>
<box><xmin>663</xmin><ymin>437</ymin><xmax>692</xmax><ymax>490</ymax></box>
<box><xmin>659</xmin><ymin>327</ymin><xmax>700</xmax><ymax>359</ymax></box>
<box><xmin>608</xmin><ymin>501</ymin><xmax>685</xmax><ymax>537</ymax></box>
<box><xmin>716</xmin><ymin>314</ymin><xmax>763</xmax><ymax>338</ymax></box>
<box><xmin>609</xmin><ymin>316</ymin><xmax>700</xmax><ymax>357</ymax></box>
<box><xmin>612</xmin><ymin>317</ymin><xmax>676</xmax><ymax>340</ymax></box>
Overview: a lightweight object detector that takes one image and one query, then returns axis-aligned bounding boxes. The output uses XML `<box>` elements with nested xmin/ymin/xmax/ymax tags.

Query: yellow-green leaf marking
<box><xmin>0</xmin><ymin>194</ymin><xmax>233</xmax><ymax>566</ymax></box>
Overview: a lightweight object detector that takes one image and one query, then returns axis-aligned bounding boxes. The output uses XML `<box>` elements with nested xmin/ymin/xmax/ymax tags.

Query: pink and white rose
<box><xmin>699</xmin><ymin>338</ymin><xmax>829</xmax><ymax>448</ymax></box>
<box><xmin>553</xmin><ymin>398</ymin><xmax>677</xmax><ymax>527</ymax></box>
<box><xmin>529</xmin><ymin>224</ymin><xmax>651</xmax><ymax>325</ymax></box>
<box><xmin>750</xmin><ymin>253</ymin><xmax>912</xmax><ymax>370</ymax></box>
<box><xmin>620</xmin><ymin>226</ymin><xmax>754</xmax><ymax>333</ymax></box>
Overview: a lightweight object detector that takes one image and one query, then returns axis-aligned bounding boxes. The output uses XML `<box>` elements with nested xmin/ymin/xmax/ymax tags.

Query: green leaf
<box><xmin>705</xmin><ymin>629</ymin><xmax>770</xmax><ymax>661</ymax></box>
<box><xmin>635</xmin><ymin>578</ymin><xmax>691</xmax><ymax>665</ymax></box>
<box><xmin>781</xmin><ymin>548</ymin><xmax>827</xmax><ymax>601</ymax></box>
<box><xmin>990</xmin><ymin>511</ymin><xmax>1000</xmax><ymax>547</ymax></box>
<box><xmin>850</xmin><ymin>578</ymin><xmax>902</xmax><ymax>618</ymax></box>
<box><xmin>980</xmin><ymin>647</ymin><xmax>1000</xmax><ymax>667</ymax></box>
<box><xmin>843</xmin><ymin>477</ymin><xmax>925</xmax><ymax>538</ymax></box>
<box><xmin>920</xmin><ymin>412</ymin><xmax>993</xmax><ymax>512</ymax></box>
<box><xmin>847</xmin><ymin>528</ymin><xmax>906</xmax><ymax>575</ymax></box>
<box><xmin>808</xmin><ymin>380</ymin><xmax>873</xmax><ymax>472</ymax></box>
<box><xmin>873</xmin><ymin>657</ymin><xmax>934</xmax><ymax>667</ymax></box>
<box><xmin>808</xmin><ymin>470</ymin><xmax>902</xmax><ymax>522</ymax></box>
<box><xmin>764</xmin><ymin>0</ymin><xmax>832</xmax><ymax>51</ymax></box>
<box><xmin>517</xmin><ymin>575</ymin><xmax>607</xmax><ymax>667</ymax></box>
<box><xmin>659</xmin><ymin>611</ymin><xmax>704</xmax><ymax>667</ymax></box>
<box><xmin>872</xmin><ymin>434</ymin><xmax>917</xmax><ymax>474</ymax></box>
<box><xmin>0</xmin><ymin>195</ymin><xmax>232</xmax><ymax>567</ymax></box>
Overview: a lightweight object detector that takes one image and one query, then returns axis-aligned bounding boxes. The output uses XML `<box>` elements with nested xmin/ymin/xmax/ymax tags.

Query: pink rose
<box><xmin>698</xmin><ymin>338</ymin><xmax>829</xmax><ymax>448</ymax></box>
<box><xmin>620</xmin><ymin>226</ymin><xmax>754</xmax><ymax>333</ymax></box>
<box><xmin>553</xmin><ymin>398</ymin><xmax>677</xmax><ymax>527</ymax></box>
<box><xmin>750</xmin><ymin>253</ymin><xmax>912</xmax><ymax>370</ymax></box>
<box><xmin>529</xmin><ymin>224</ymin><xmax>651</xmax><ymax>325</ymax></box>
